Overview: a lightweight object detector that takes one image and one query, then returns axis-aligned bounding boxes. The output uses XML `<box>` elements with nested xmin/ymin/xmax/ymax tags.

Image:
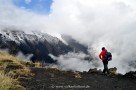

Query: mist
<box><xmin>0</xmin><ymin>0</ymin><xmax>136</xmax><ymax>74</ymax></box>
<box><xmin>16</xmin><ymin>52</ymin><xmax>33</xmax><ymax>61</ymax></box>
<box><xmin>49</xmin><ymin>52</ymin><xmax>97</xmax><ymax>72</ymax></box>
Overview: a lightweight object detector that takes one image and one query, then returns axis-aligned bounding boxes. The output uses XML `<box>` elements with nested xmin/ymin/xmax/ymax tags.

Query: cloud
<box><xmin>50</xmin><ymin>52</ymin><xmax>96</xmax><ymax>72</ymax></box>
<box><xmin>16</xmin><ymin>52</ymin><xmax>33</xmax><ymax>60</ymax></box>
<box><xmin>0</xmin><ymin>0</ymin><xmax>49</xmax><ymax>32</ymax></box>
<box><xmin>0</xmin><ymin>0</ymin><xmax>136</xmax><ymax>73</ymax></box>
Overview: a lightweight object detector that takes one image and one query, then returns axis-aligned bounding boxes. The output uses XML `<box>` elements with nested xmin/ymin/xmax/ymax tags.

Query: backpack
<box><xmin>105</xmin><ymin>52</ymin><xmax>112</xmax><ymax>61</ymax></box>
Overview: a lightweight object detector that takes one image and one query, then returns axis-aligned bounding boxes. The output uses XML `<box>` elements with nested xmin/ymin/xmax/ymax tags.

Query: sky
<box><xmin>0</xmin><ymin>0</ymin><xmax>136</xmax><ymax>74</ymax></box>
<box><xmin>12</xmin><ymin>0</ymin><xmax>53</xmax><ymax>14</ymax></box>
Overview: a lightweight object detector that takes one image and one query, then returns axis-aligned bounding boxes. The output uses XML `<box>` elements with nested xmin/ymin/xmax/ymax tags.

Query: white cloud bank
<box><xmin>0</xmin><ymin>0</ymin><xmax>136</xmax><ymax>74</ymax></box>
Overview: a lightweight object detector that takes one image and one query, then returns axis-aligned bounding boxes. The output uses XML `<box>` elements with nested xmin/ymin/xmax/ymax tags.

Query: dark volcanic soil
<box><xmin>19</xmin><ymin>68</ymin><xmax>136</xmax><ymax>90</ymax></box>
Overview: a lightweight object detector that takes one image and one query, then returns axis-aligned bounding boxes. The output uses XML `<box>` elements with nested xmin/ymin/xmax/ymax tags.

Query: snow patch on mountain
<box><xmin>47</xmin><ymin>33</ymin><xmax>68</xmax><ymax>45</ymax></box>
<box><xmin>0</xmin><ymin>30</ymin><xmax>68</xmax><ymax>45</ymax></box>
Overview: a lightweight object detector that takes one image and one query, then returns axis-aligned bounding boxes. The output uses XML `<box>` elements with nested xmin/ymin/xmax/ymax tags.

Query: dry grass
<box><xmin>34</xmin><ymin>62</ymin><xmax>43</xmax><ymax>67</ymax></box>
<box><xmin>0</xmin><ymin>52</ymin><xmax>35</xmax><ymax>90</ymax></box>
<box><xmin>0</xmin><ymin>52</ymin><xmax>34</xmax><ymax>77</ymax></box>
<box><xmin>0</xmin><ymin>52</ymin><xmax>47</xmax><ymax>90</ymax></box>
<box><xmin>0</xmin><ymin>71</ymin><xmax>26</xmax><ymax>90</ymax></box>
<box><xmin>0</xmin><ymin>71</ymin><xmax>15</xmax><ymax>90</ymax></box>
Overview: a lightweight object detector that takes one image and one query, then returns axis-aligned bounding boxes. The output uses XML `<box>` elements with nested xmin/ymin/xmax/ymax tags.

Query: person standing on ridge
<box><xmin>99</xmin><ymin>47</ymin><xmax>110</xmax><ymax>74</ymax></box>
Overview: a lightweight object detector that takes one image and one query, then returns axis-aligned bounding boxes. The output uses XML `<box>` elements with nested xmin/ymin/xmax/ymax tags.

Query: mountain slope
<box><xmin>61</xmin><ymin>35</ymin><xmax>88</xmax><ymax>54</ymax></box>
<box><xmin>0</xmin><ymin>29</ymin><xmax>88</xmax><ymax>63</ymax></box>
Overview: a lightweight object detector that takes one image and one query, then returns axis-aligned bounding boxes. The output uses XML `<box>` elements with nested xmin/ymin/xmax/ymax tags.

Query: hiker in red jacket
<box><xmin>99</xmin><ymin>47</ymin><xmax>110</xmax><ymax>74</ymax></box>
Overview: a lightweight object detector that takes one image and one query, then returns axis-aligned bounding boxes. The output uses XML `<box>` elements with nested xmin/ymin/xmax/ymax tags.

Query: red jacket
<box><xmin>99</xmin><ymin>49</ymin><xmax>107</xmax><ymax>61</ymax></box>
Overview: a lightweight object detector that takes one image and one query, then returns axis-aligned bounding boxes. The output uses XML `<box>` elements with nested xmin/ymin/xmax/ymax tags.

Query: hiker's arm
<box><xmin>99</xmin><ymin>53</ymin><xmax>102</xmax><ymax>60</ymax></box>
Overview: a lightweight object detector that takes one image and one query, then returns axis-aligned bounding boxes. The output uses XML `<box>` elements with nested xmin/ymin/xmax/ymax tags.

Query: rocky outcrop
<box><xmin>124</xmin><ymin>71</ymin><xmax>136</xmax><ymax>78</ymax></box>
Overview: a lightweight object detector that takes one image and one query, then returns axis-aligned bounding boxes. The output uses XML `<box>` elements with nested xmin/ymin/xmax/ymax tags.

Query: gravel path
<box><xmin>19</xmin><ymin>68</ymin><xmax>136</xmax><ymax>90</ymax></box>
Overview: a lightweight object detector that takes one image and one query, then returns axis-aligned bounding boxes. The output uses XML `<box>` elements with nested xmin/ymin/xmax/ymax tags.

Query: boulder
<box><xmin>109</xmin><ymin>67</ymin><xmax>117</xmax><ymax>75</ymax></box>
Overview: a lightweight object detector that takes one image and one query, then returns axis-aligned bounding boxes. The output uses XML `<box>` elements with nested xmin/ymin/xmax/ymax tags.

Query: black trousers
<box><xmin>102</xmin><ymin>60</ymin><xmax>109</xmax><ymax>74</ymax></box>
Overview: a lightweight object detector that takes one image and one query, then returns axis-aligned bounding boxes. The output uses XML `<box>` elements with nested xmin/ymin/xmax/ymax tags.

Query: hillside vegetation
<box><xmin>0</xmin><ymin>52</ymin><xmax>35</xmax><ymax>90</ymax></box>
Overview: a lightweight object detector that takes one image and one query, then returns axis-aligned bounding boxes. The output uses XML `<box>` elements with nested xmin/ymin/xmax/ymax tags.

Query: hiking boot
<box><xmin>101</xmin><ymin>72</ymin><xmax>106</xmax><ymax>75</ymax></box>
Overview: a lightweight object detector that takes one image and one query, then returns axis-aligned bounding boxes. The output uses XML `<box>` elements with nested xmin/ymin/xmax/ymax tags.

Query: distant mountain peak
<box><xmin>0</xmin><ymin>28</ymin><xmax>88</xmax><ymax>63</ymax></box>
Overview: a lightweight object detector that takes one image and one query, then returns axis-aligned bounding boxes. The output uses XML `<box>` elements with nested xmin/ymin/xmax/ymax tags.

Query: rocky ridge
<box><xmin>19</xmin><ymin>67</ymin><xmax>136</xmax><ymax>90</ymax></box>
